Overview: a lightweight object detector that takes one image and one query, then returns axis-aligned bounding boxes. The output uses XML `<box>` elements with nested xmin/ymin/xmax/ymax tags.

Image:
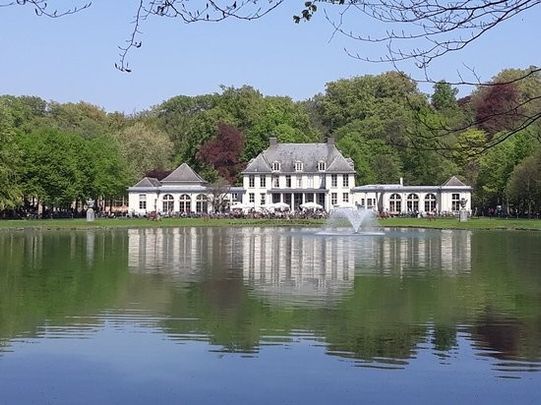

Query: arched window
<box><xmin>162</xmin><ymin>194</ymin><xmax>174</xmax><ymax>212</ymax></box>
<box><xmin>389</xmin><ymin>193</ymin><xmax>402</xmax><ymax>213</ymax></box>
<box><xmin>196</xmin><ymin>194</ymin><xmax>208</xmax><ymax>213</ymax></box>
<box><xmin>179</xmin><ymin>194</ymin><xmax>191</xmax><ymax>213</ymax></box>
<box><xmin>424</xmin><ymin>194</ymin><xmax>437</xmax><ymax>213</ymax></box>
<box><xmin>406</xmin><ymin>193</ymin><xmax>419</xmax><ymax>212</ymax></box>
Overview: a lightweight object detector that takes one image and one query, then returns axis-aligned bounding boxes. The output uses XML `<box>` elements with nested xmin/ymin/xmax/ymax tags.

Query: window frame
<box><xmin>331</xmin><ymin>174</ymin><xmax>338</xmax><ymax>188</ymax></box>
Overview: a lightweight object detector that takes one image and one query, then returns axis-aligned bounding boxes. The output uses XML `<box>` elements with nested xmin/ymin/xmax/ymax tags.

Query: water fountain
<box><xmin>321</xmin><ymin>206</ymin><xmax>384</xmax><ymax>236</ymax></box>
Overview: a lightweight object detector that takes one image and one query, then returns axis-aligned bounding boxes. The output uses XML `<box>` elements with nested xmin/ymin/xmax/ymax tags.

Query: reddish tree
<box><xmin>474</xmin><ymin>83</ymin><xmax>521</xmax><ymax>137</ymax></box>
<box><xmin>198</xmin><ymin>123</ymin><xmax>245</xmax><ymax>183</ymax></box>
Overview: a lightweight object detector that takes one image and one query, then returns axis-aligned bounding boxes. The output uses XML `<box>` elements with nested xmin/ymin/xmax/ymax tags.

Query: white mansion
<box><xmin>128</xmin><ymin>138</ymin><xmax>472</xmax><ymax>216</ymax></box>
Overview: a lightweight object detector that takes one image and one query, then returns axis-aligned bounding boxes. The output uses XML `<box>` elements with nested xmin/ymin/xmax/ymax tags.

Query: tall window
<box><xmin>296</xmin><ymin>176</ymin><xmax>302</xmax><ymax>188</ymax></box>
<box><xmin>162</xmin><ymin>194</ymin><xmax>174</xmax><ymax>212</ymax></box>
<box><xmin>273</xmin><ymin>176</ymin><xmax>279</xmax><ymax>188</ymax></box>
<box><xmin>452</xmin><ymin>193</ymin><xmax>460</xmax><ymax>211</ymax></box>
<box><xmin>139</xmin><ymin>194</ymin><xmax>147</xmax><ymax>210</ymax></box>
<box><xmin>196</xmin><ymin>194</ymin><xmax>208</xmax><ymax>213</ymax></box>
<box><xmin>286</xmin><ymin>175</ymin><xmax>291</xmax><ymax>188</ymax></box>
<box><xmin>389</xmin><ymin>193</ymin><xmax>401</xmax><ymax>213</ymax></box>
<box><xmin>407</xmin><ymin>193</ymin><xmax>419</xmax><ymax>212</ymax></box>
<box><xmin>179</xmin><ymin>194</ymin><xmax>191</xmax><ymax>213</ymax></box>
<box><xmin>343</xmin><ymin>175</ymin><xmax>349</xmax><ymax>187</ymax></box>
<box><xmin>260</xmin><ymin>176</ymin><xmax>266</xmax><ymax>187</ymax></box>
<box><xmin>272</xmin><ymin>161</ymin><xmax>280</xmax><ymax>171</ymax></box>
<box><xmin>231</xmin><ymin>193</ymin><xmax>239</xmax><ymax>202</ymax></box>
<box><xmin>248</xmin><ymin>175</ymin><xmax>255</xmax><ymax>188</ymax></box>
<box><xmin>318</xmin><ymin>161</ymin><xmax>326</xmax><ymax>171</ymax></box>
<box><xmin>307</xmin><ymin>176</ymin><xmax>313</xmax><ymax>188</ymax></box>
<box><xmin>331</xmin><ymin>174</ymin><xmax>338</xmax><ymax>188</ymax></box>
<box><xmin>331</xmin><ymin>193</ymin><xmax>338</xmax><ymax>206</ymax></box>
<box><xmin>294</xmin><ymin>161</ymin><xmax>303</xmax><ymax>172</ymax></box>
<box><xmin>260</xmin><ymin>193</ymin><xmax>266</xmax><ymax>205</ymax></box>
<box><xmin>343</xmin><ymin>193</ymin><xmax>349</xmax><ymax>203</ymax></box>
<box><xmin>249</xmin><ymin>193</ymin><xmax>255</xmax><ymax>203</ymax></box>
<box><xmin>424</xmin><ymin>194</ymin><xmax>437</xmax><ymax>212</ymax></box>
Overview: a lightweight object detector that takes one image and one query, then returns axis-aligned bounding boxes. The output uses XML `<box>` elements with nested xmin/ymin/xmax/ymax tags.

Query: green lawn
<box><xmin>0</xmin><ymin>216</ymin><xmax>541</xmax><ymax>231</ymax></box>
<box><xmin>380</xmin><ymin>217</ymin><xmax>541</xmax><ymax>231</ymax></box>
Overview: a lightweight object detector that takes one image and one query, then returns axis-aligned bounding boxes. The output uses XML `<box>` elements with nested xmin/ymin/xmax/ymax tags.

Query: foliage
<box><xmin>17</xmin><ymin>128</ymin><xmax>130</xmax><ymax>207</ymax></box>
<box><xmin>114</xmin><ymin>122</ymin><xmax>174</xmax><ymax>181</ymax></box>
<box><xmin>474</xmin><ymin>83</ymin><xmax>521</xmax><ymax>137</ymax></box>
<box><xmin>198</xmin><ymin>123</ymin><xmax>245</xmax><ymax>184</ymax></box>
<box><xmin>507</xmin><ymin>150</ymin><xmax>541</xmax><ymax>215</ymax></box>
<box><xmin>0</xmin><ymin>102</ymin><xmax>21</xmax><ymax>210</ymax></box>
<box><xmin>18</xmin><ymin>128</ymin><xmax>88</xmax><ymax>206</ymax></box>
<box><xmin>431</xmin><ymin>81</ymin><xmax>459</xmax><ymax>112</ymax></box>
<box><xmin>1</xmin><ymin>67</ymin><xmax>540</xmax><ymax>214</ymax></box>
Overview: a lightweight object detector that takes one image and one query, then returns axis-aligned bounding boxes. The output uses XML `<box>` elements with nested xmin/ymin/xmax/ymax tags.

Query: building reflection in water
<box><xmin>128</xmin><ymin>227</ymin><xmax>472</xmax><ymax>302</ymax></box>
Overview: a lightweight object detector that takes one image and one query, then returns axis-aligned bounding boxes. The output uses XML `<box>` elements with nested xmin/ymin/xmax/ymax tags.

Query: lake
<box><xmin>0</xmin><ymin>227</ymin><xmax>540</xmax><ymax>404</ymax></box>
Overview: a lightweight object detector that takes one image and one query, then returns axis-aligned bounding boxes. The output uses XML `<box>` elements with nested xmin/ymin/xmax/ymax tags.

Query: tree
<box><xmin>86</xmin><ymin>136</ymin><xmax>131</xmax><ymax>201</ymax></box>
<box><xmin>18</xmin><ymin>128</ymin><xmax>87</xmax><ymax>208</ymax></box>
<box><xmin>114</xmin><ymin>122</ymin><xmax>174</xmax><ymax>181</ymax></box>
<box><xmin>431</xmin><ymin>82</ymin><xmax>459</xmax><ymax>112</ymax></box>
<box><xmin>506</xmin><ymin>149</ymin><xmax>541</xmax><ymax>216</ymax></box>
<box><xmin>0</xmin><ymin>101</ymin><xmax>21</xmax><ymax>210</ymax></box>
<box><xmin>335</xmin><ymin>122</ymin><xmax>403</xmax><ymax>184</ymax></box>
<box><xmin>474</xmin><ymin>83</ymin><xmax>521</xmax><ymax>137</ymax></box>
<box><xmin>6</xmin><ymin>0</ymin><xmax>539</xmax><ymax>152</ymax></box>
<box><xmin>44</xmin><ymin>102</ymin><xmax>112</xmax><ymax>138</ymax></box>
<box><xmin>198</xmin><ymin>123</ymin><xmax>245</xmax><ymax>184</ymax></box>
<box><xmin>207</xmin><ymin>177</ymin><xmax>233</xmax><ymax>213</ymax></box>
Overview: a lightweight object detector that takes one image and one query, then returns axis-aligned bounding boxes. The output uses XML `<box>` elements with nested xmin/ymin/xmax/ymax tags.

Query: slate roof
<box><xmin>442</xmin><ymin>176</ymin><xmax>467</xmax><ymax>187</ymax></box>
<box><xmin>161</xmin><ymin>163</ymin><xmax>207</xmax><ymax>184</ymax></box>
<box><xmin>132</xmin><ymin>177</ymin><xmax>161</xmax><ymax>188</ymax></box>
<box><xmin>242</xmin><ymin>141</ymin><xmax>355</xmax><ymax>174</ymax></box>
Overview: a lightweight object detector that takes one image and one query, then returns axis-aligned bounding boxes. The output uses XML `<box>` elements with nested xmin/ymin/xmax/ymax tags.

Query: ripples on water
<box><xmin>1</xmin><ymin>227</ymin><xmax>541</xmax><ymax>402</ymax></box>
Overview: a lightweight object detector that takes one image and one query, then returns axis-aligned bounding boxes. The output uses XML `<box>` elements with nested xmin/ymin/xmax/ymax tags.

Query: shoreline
<box><xmin>1</xmin><ymin>217</ymin><xmax>540</xmax><ymax>232</ymax></box>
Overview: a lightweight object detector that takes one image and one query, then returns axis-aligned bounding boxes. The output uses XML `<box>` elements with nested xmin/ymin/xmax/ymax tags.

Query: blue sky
<box><xmin>0</xmin><ymin>1</ymin><xmax>538</xmax><ymax>112</ymax></box>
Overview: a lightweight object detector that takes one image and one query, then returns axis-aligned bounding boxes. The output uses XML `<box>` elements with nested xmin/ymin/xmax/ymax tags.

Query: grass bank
<box><xmin>0</xmin><ymin>217</ymin><xmax>541</xmax><ymax>231</ymax></box>
<box><xmin>0</xmin><ymin>217</ymin><xmax>325</xmax><ymax>230</ymax></box>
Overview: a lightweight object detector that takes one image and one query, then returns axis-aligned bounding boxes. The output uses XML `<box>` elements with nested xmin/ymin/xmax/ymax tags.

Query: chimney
<box><xmin>269</xmin><ymin>137</ymin><xmax>277</xmax><ymax>146</ymax></box>
<box><xmin>327</xmin><ymin>137</ymin><xmax>335</xmax><ymax>145</ymax></box>
<box><xmin>399</xmin><ymin>177</ymin><xmax>403</xmax><ymax>186</ymax></box>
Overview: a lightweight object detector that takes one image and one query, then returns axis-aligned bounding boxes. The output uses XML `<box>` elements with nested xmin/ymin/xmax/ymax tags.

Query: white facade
<box><xmin>352</xmin><ymin>177</ymin><xmax>472</xmax><ymax>215</ymax></box>
<box><xmin>241</xmin><ymin>137</ymin><xmax>356</xmax><ymax>212</ymax></box>
<box><xmin>127</xmin><ymin>142</ymin><xmax>473</xmax><ymax>216</ymax></box>
<box><xmin>127</xmin><ymin>163</ymin><xmax>243</xmax><ymax>216</ymax></box>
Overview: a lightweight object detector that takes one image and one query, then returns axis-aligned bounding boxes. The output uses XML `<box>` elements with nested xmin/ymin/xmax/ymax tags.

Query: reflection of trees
<box><xmin>0</xmin><ymin>230</ymin><xmax>129</xmax><ymax>348</ymax></box>
<box><xmin>1</xmin><ymin>228</ymin><xmax>540</xmax><ymax>371</ymax></box>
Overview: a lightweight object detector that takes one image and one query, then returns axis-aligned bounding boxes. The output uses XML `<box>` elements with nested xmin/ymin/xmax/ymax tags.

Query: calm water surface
<box><xmin>0</xmin><ymin>227</ymin><xmax>540</xmax><ymax>404</ymax></box>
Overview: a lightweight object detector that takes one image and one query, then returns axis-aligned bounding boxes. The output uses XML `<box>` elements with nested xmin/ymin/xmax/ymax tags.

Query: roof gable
<box><xmin>243</xmin><ymin>154</ymin><xmax>271</xmax><ymax>173</ymax></box>
<box><xmin>442</xmin><ymin>176</ymin><xmax>467</xmax><ymax>187</ymax></box>
<box><xmin>327</xmin><ymin>154</ymin><xmax>355</xmax><ymax>172</ymax></box>
<box><xmin>161</xmin><ymin>163</ymin><xmax>206</xmax><ymax>184</ymax></box>
<box><xmin>132</xmin><ymin>177</ymin><xmax>160</xmax><ymax>188</ymax></box>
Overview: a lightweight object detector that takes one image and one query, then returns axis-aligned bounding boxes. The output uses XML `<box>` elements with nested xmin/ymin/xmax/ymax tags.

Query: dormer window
<box><xmin>272</xmin><ymin>161</ymin><xmax>281</xmax><ymax>172</ymax></box>
<box><xmin>294</xmin><ymin>161</ymin><xmax>303</xmax><ymax>172</ymax></box>
<box><xmin>318</xmin><ymin>161</ymin><xmax>326</xmax><ymax>171</ymax></box>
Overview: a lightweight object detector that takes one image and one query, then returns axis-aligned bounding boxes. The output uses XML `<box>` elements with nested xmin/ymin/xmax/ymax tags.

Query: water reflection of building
<box><xmin>240</xmin><ymin>228</ymin><xmax>356</xmax><ymax>304</ymax></box>
<box><xmin>128</xmin><ymin>228</ymin><xmax>472</xmax><ymax>303</ymax></box>
<box><xmin>367</xmin><ymin>230</ymin><xmax>472</xmax><ymax>275</ymax></box>
<box><xmin>128</xmin><ymin>228</ymin><xmax>216</xmax><ymax>279</ymax></box>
